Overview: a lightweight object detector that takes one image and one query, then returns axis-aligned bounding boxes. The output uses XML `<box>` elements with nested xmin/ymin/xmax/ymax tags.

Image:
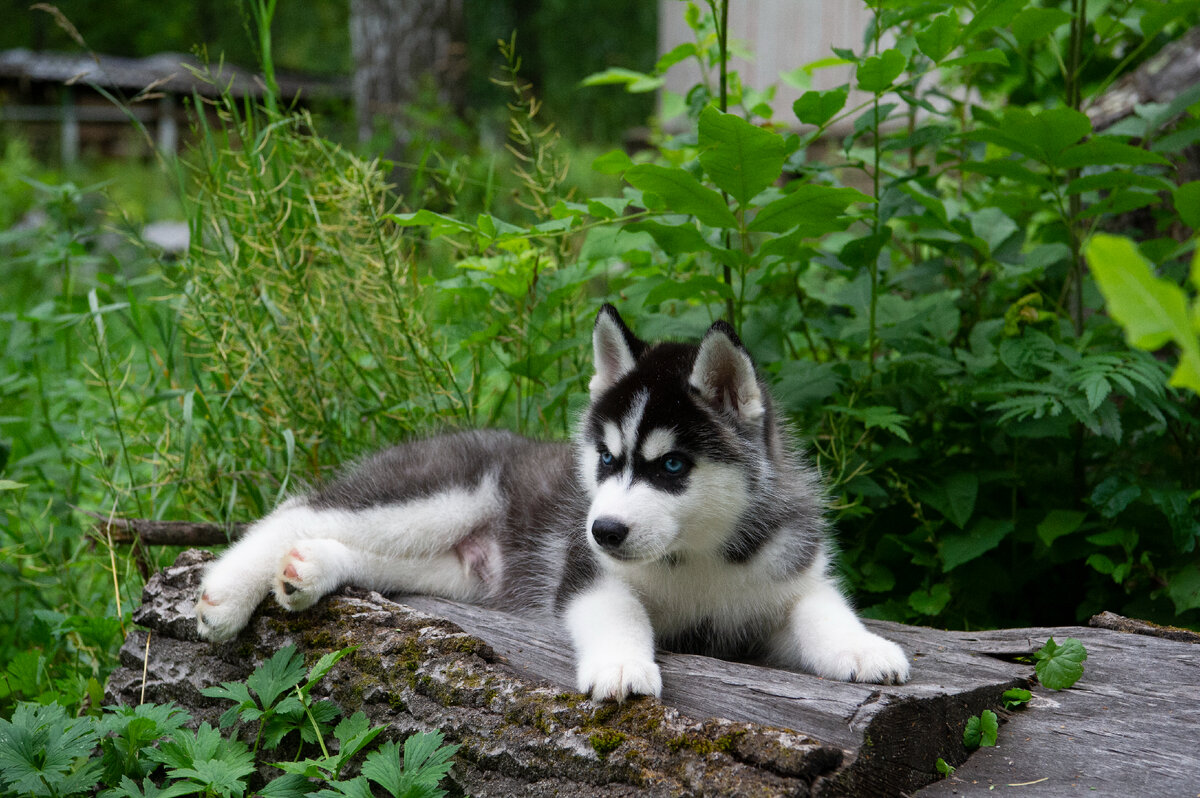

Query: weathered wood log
<box><xmin>105</xmin><ymin>550</ymin><xmax>1200</xmax><ymax>797</ymax></box>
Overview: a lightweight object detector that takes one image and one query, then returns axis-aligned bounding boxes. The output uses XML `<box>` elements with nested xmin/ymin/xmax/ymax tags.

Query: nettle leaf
<box><xmin>941</xmin><ymin>518</ymin><xmax>1013</xmax><ymax>572</ymax></box>
<box><xmin>856</xmin><ymin>48</ymin><xmax>907</xmax><ymax>93</ymax></box>
<box><xmin>625</xmin><ymin>164</ymin><xmax>738</xmax><ymax>228</ymax></box>
<box><xmin>1087</xmin><ymin>234</ymin><xmax>1200</xmax><ymax>393</ymax></box>
<box><xmin>748</xmin><ymin>185</ymin><xmax>869</xmax><ymax>234</ymax></box>
<box><xmin>793</xmin><ymin>87</ymin><xmax>848</xmax><ymax>127</ymax></box>
<box><xmin>1034</xmin><ymin>637</ymin><xmax>1087</xmax><ymax>690</ymax></box>
<box><xmin>962</xmin><ymin>709</ymin><xmax>999</xmax><ymax>750</ymax></box>
<box><xmin>697</xmin><ymin>106</ymin><xmax>786</xmax><ymax>206</ymax></box>
<box><xmin>915</xmin><ymin>13</ymin><xmax>958</xmax><ymax>62</ymax></box>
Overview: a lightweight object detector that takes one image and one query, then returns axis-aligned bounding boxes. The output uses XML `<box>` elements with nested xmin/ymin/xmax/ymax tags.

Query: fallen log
<box><xmin>105</xmin><ymin>550</ymin><xmax>1200</xmax><ymax>797</ymax></box>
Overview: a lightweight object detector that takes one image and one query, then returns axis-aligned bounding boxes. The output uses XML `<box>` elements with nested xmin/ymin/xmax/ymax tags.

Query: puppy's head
<box><xmin>578</xmin><ymin>304</ymin><xmax>767</xmax><ymax>564</ymax></box>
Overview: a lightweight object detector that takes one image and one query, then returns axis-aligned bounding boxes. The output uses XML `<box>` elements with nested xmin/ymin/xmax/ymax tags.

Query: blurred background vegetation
<box><xmin>1</xmin><ymin>0</ymin><xmax>1199</xmax><ymax>720</ymax></box>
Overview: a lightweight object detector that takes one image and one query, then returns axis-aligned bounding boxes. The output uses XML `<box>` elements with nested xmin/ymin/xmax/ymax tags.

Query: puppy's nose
<box><xmin>591</xmin><ymin>518</ymin><xmax>630</xmax><ymax>550</ymax></box>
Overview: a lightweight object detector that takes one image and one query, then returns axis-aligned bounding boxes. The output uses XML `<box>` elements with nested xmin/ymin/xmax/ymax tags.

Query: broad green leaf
<box><xmin>1066</xmin><ymin>171</ymin><xmax>1174</xmax><ymax>197</ymax></box>
<box><xmin>856</xmin><ymin>49</ymin><xmax>907</xmax><ymax>93</ymax></box>
<box><xmin>1174</xmin><ymin>181</ymin><xmax>1200</xmax><ymax>229</ymax></box>
<box><xmin>656</xmin><ymin>42</ymin><xmax>697</xmax><ymax>73</ymax></box>
<box><xmin>793</xmin><ymin>87</ymin><xmax>848</xmax><ymax>127</ymax></box>
<box><xmin>1139</xmin><ymin>0</ymin><xmax>1194</xmax><ymax>36</ymax></box>
<box><xmin>579</xmin><ymin>67</ymin><xmax>663</xmax><ymax>93</ymax></box>
<box><xmin>1056</xmin><ymin>138</ymin><xmax>1170</xmax><ymax>169</ymax></box>
<box><xmin>941</xmin><ymin>518</ymin><xmax>1013</xmax><ymax>571</ymax></box>
<box><xmin>1034</xmin><ymin>637</ymin><xmax>1087</xmax><ymax>689</ymax></box>
<box><xmin>624</xmin><ymin>220</ymin><xmax>713</xmax><ymax>255</ymax></box>
<box><xmin>942</xmin><ymin>49</ymin><xmax>1008</xmax><ymax>68</ymax></box>
<box><xmin>697</xmin><ymin>106</ymin><xmax>787</xmax><ymax>206</ymax></box>
<box><xmin>963</xmin><ymin>709</ymin><xmax>999</xmax><ymax>749</ymax></box>
<box><xmin>968</xmin><ymin>108</ymin><xmax>1091</xmax><ymax>166</ymax></box>
<box><xmin>919</xmin><ymin>473</ymin><xmax>978</xmax><ymax>529</ymax></box>
<box><xmin>591</xmin><ymin>149</ymin><xmax>634</xmax><ymax>175</ymax></box>
<box><xmin>624</xmin><ymin>164</ymin><xmax>738</xmax><ymax>228</ymax></box>
<box><xmin>1037</xmin><ymin>510</ymin><xmax>1087</xmax><ymax>547</ymax></box>
<box><xmin>748</xmin><ymin>185</ymin><xmax>869</xmax><ymax>234</ymax></box>
<box><xmin>1011</xmin><ymin>7</ymin><xmax>1072</xmax><ymax>44</ymax></box>
<box><xmin>960</xmin><ymin>0</ymin><xmax>1028</xmax><ymax>41</ymax></box>
<box><xmin>1090</xmin><ymin>476</ymin><xmax>1142</xmax><ymax>519</ymax></box>
<box><xmin>908</xmin><ymin>583</ymin><xmax>952</xmax><ymax>615</ymax></box>
<box><xmin>1002</xmin><ymin>688</ymin><xmax>1033</xmax><ymax>708</ymax></box>
<box><xmin>970</xmin><ymin>207</ymin><xmax>1018</xmax><ymax>255</ymax></box>
<box><xmin>1165</xmin><ymin>565</ymin><xmax>1200</xmax><ymax>613</ymax></box>
<box><xmin>916</xmin><ymin>13</ymin><xmax>958</xmax><ymax>62</ymax></box>
<box><xmin>1086</xmin><ymin>234</ymin><xmax>1200</xmax><ymax>394</ymax></box>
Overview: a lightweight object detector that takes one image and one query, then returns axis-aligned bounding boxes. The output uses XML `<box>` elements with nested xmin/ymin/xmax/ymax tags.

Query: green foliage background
<box><xmin>1</xmin><ymin>0</ymin><xmax>1199</xmax><ymax>730</ymax></box>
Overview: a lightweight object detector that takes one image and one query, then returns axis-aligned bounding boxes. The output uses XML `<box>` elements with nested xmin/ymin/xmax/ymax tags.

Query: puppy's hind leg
<box><xmin>274</xmin><ymin>534</ymin><xmax>496</xmax><ymax>611</ymax></box>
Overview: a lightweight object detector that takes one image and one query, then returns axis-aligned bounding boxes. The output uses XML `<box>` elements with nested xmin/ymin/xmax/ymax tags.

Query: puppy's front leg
<box><xmin>769</xmin><ymin>574</ymin><xmax>911</xmax><ymax>685</ymax></box>
<box><xmin>564</xmin><ymin>576</ymin><xmax>662</xmax><ymax>701</ymax></box>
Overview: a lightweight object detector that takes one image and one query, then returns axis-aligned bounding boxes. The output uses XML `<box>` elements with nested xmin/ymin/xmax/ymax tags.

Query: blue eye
<box><xmin>662</xmin><ymin>456</ymin><xmax>685</xmax><ymax>475</ymax></box>
<box><xmin>600</xmin><ymin>451</ymin><xmax>615</xmax><ymax>466</ymax></box>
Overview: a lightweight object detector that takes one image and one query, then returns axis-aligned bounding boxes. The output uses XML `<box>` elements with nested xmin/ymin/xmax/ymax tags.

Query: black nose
<box><xmin>591</xmin><ymin>518</ymin><xmax>630</xmax><ymax>550</ymax></box>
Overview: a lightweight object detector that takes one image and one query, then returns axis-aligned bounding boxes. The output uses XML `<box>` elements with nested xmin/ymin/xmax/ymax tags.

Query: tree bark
<box><xmin>348</xmin><ymin>0</ymin><xmax>467</xmax><ymax>146</ymax></box>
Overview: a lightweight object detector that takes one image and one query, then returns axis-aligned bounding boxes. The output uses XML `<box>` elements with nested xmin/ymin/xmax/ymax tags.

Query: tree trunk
<box><xmin>348</xmin><ymin>0</ymin><xmax>466</xmax><ymax>146</ymax></box>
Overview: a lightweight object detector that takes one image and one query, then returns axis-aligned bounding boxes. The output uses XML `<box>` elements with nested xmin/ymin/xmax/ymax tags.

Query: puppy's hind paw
<box><xmin>274</xmin><ymin>543</ymin><xmax>337</xmax><ymax>612</ymax></box>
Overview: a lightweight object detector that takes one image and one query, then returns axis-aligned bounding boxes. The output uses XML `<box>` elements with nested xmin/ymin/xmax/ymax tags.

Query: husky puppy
<box><xmin>195</xmin><ymin>304</ymin><xmax>910</xmax><ymax>700</ymax></box>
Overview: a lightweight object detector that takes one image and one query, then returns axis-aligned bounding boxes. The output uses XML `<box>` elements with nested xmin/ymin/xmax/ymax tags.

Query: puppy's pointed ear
<box><xmin>689</xmin><ymin>321</ymin><xmax>765</xmax><ymax>422</ymax></box>
<box><xmin>591</xmin><ymin>304</ymin><xmax>644</xmax><ymax>395</ymax></box>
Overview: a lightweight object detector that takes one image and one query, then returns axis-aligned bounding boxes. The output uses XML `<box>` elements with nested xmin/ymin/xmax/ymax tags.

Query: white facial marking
<box><xmin>603</xmin><ymin>422</ymin><xmax>623</xmax><ymax>459</ymax></box>
<box><xmin>619</xmin><ymin>391</ymin><xmax>649</xmax><ymax>460</ymax></box>
<box><xmin>639</xmin><ymin>428</ymin><xmax>676</xmax><ymax>462</ymax></box>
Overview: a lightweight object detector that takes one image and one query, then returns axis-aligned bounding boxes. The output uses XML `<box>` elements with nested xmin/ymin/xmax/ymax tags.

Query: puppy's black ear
<box><xmin>689</xmin><ymin>321</ymin><xmax>765</xmax><ymax>422</ymax></box>
<box><xmin>591</xmin><ymin>304</ymin><xmax>644</xmax><ymax>395</ymax></box>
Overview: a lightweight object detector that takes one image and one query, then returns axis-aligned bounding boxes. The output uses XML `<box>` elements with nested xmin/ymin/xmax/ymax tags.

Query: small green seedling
<box><xmin>1034</xmin><ymin>637</ymin><xmax>1087</xmax><ymax>690</ymax></box>
<box><xmin>935</xmin><ymin>757</ymin><xmax>956</xmax><ymax>777</ymax></box>
<box><xmin>963</xmin><ymin>709</ymin><xmax>999</xmax><ymax>750</ymax></box>
<box><xmin>1002</xmin><ymin>688</ymin><xmax>1033</xmax><ymax>709</ymax></box>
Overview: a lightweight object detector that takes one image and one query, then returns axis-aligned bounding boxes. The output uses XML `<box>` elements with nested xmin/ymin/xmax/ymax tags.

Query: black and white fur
<box><xmin>195</xmin><ymin>304</ymin><xmax>909</xmax><ymax>700</ymax></box>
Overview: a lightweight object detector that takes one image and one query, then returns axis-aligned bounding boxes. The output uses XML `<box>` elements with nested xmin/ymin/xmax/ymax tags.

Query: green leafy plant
<box><xmin>1034</xmin><ymin>637</ymin><xmax>1088</xmax><ymax>690</ymax></box>
<box><xmin>0</xmin><ymin>644</ymin><xmax>459</xmax><ymax>798</ymax></box>
<box><xmin>962</xmin><ymin>708</ymin><xmax>998</xmax><ymax>751</ymax></box>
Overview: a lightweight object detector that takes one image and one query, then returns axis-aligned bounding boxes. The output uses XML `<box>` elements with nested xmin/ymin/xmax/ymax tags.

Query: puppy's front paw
<box><xmin>809</xmin><ymin>631</ymin><xmax>911</xmax><ymax>685</ymax></box>
<box><xmin>576</xmin><ymin>654</ymin><xmax>662</xmax><ymax>702</ymax></box>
